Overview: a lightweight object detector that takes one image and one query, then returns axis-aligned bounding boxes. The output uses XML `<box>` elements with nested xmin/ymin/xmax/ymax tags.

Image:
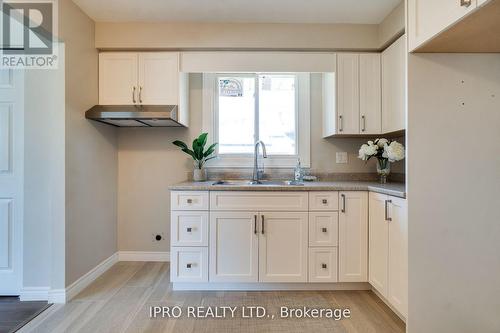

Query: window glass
<box><xmin>217</xmin><ymin>76</ymin><xmax>255</xmax><ymax>154</ymax></box>
<box><xmin>258</xmin><ymin>75</ymin><xmax>296</xmax><ymax>155</ymax></box>
<box><xmin>216</xmin><ymin>74</ymin><xmax>297</xmax><ymax>156</ymax></box>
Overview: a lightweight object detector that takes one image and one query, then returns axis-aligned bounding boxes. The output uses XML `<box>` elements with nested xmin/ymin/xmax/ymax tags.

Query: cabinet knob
<box><xmin>322</xmin><ymin>199</ymin><xmax>328</xmax><ymax>204</ymax></box>
<box><xmin>186</xmin><ymin>263</ymin><xmax>192</xmax><ymax>269</ymax></box>
<box><xmin>322</xmin><ymin>263</ymin><xmax>327</xmax><ymax>269</ymax></box>
<box><xmin>187</xmin><ymin>199</ymin><xmax>193</xmax><ymax>204</ymax></box>
<box><xmin>186</xmin><ymin>227</ymin><xmax>192</xmax><ymax>232</ymax></box>
<box><xmin>322</xmin><ymin>227</ymin><xmax>327</xmax><ymax>233</ymax></box>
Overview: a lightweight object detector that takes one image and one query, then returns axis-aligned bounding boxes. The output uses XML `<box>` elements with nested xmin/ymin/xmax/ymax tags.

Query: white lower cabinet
<box><xmin>387</xmin><ymin>197</ymin><xmax>408</xmax><ymax>317</ymax></box>
<box><xmin>171</xmin><ymin>247</ymin><xmax>208</xmax><ymax>283</ymax></box>
<box><xmin>209</xmin><ymin>212</ymin><xmax>259</xmax><ymax>282</ymax></box>
<box><xmin>308</xmin><ymin>247</ymin><xmax>338</xmax><ymax>282</ymax></box>
<box><xmin>368</xmin><ymin>193</ymin><xmax>389</xmax><ymax>294</ymax></box>
<box><xmin>368</xmin><ymin>192</ymin><xmax>408</xmax><ymax>318</ymax></box>
<box><xmin>338</xmin><ymin>191</ymin><xmax>368</xmax><ymax>282</ymax></box>
<box><xmin>258</xmin><ymin>212</ymin><xmax>308</xmax><ymax>282</ymax></box>
<box><xmin>171</xmin><ymin>211</ymin><xmax>208</xmax><ymax>247</ymax></box>
<box><xmin>308</xmin><ymin>212</ymin><xmax>338</xmax><ymax>247</ymax></box>
<box><xmin>170</xmin><ymin>189</ymin><xmax>406</xmax><ymax>319</ymax></box>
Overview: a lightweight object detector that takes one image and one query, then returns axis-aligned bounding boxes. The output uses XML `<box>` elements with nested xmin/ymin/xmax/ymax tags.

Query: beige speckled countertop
<box><xmin>169</xmin><ymin>180</ymin><xmax>406</xmax><ymax>198</ymax></box>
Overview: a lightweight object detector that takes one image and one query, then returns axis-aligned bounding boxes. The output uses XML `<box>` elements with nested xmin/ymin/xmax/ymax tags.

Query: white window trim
<box><xmin>202</xmin><ymin>73</ymin><xmax>310</xmax><ymax>169</ymax></box>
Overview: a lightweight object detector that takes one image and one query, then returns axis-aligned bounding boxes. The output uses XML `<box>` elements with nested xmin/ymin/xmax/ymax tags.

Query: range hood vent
<box><xmin>85</xmin><ymin>105</ymin><xmax>185</xmax><ymax>127</ymax></box>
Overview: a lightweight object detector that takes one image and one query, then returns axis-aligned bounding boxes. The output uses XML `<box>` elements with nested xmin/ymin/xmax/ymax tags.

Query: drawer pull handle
<box><xmin>261</xmin><ymin>215</ymin><xmax>265</xmax><ymax>235</ymax></box>
<box><xmin>322</xmin><ymin>227</ymin><xmax>327</xmax><ymax>233</ymax></box>
<box><xmin>186</xmin><ymin>227</ymin><xmax>192</xmax><ymax>232</ymax></box>
<box><xmin>341</xmin><ymin>194</ymin><xmax>346</xmax><ymax>213</ymax></box>
<box><xmin>322</xmin><ymin>263</ymin><xmax>327</xmax><ymax>269</ymax></box>
<box><xmin>254</xmin><ymin>215</ymin><xmax>257</xmax><ymax>234</ymax></box>
<box><xmin>385</xmin><ymin>200</ymin><xmax>392</xmax><ymax>222</ymax></box>
<box><xmin>186</xmin><ymin>263</ymin><xmax>192</xmax><ymax>269</ymax></box>
<box><xmin>322</xmin><ymin>199</ymin><xmax>328</xmax><ymax>204</ymax></box>
<box><xmin>187</xmin><ymin>199</ymin><xmax>193</xmax><ymax>204</ymax></box>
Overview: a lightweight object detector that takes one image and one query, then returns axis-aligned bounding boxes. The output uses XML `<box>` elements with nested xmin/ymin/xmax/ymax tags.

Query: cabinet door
<box><xmin>170</xmin><ymin>247</ymin><xmax>208</xmax><ymax>283</ymax></box>
<box><xmin>408</xmin><ymin>0</ymin><xmax>477</xmax><ymax>51</ymax></box>
<box><xmin>368</xmin><ymin>192</ymin><xmax>389</xmax><ymax>296</ymax></box>
<box><xmin>171</xmin><ymin>211</ymin><xmax>208</xmax><ymax>247</ymax></box>
<box><xmin>359</xmin><ymin>53</ymin><xmax>381</xmax><ymax>134</ymax></box>
<box><xmin>209</xmin><ymin>212</ymin><xmax>259</xmax><ymax>282</ymax></box>
<box><xmin>259</xmin><ymin>212</ymin><xmax>308</xmax><ymax>282</ymax></box>
<box><xmin>338</xmin><ymin>191</ymin><xmax>368</xmax><ymax>282</ymax></box>
<box><xmin>309</xmin><ymin>212</ymin><xmax>338</xmax><ymax>247</ymax></box>
<box><xmin>308</xmin><ymin>247</ymin><xmax>338</xmax><ymax>283</ymax></box>
<box><xmin>337</xmin><ymin>53</ymin><xmax>360</xmax><ymax>134</ymax></box>
<box><xmin>382</xmin><ymin>35</ymin><xmax>406</xmax><ymax>133</ymax></box>
<box><xmin>99</xmin><ymin>53</ymin><xmax>138</xmax><ymax>105</ymax></box>
<box><xmin>388</xmin><ymin>197</ymin><xmax>408</xmax><ymax>317</ymax></box>
<box><xmin>138</xmin><ymin>53</ymin><xmax>179</xmax><ymax>105</ymax></box>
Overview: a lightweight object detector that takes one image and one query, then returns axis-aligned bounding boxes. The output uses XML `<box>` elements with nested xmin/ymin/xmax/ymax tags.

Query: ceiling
<box><xmin>72</xmin><ymin>0</ymin><xmax>401</xmax><ymax>24</ymax></box>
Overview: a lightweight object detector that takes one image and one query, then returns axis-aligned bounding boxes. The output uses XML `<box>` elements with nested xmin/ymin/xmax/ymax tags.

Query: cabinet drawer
<box><xmin>210</xmin><ymin>191</ymin><xmax>308</xmax><ymax>211</ymax></box>
<box><xmin>309</xmin><ymin>212</ymin><xmax>339</xmax><ymax>247</ymax></box>
<box><xmin>308</xmin><ymin>247</ymin><xmax>338</xmax><ymax>282</ymax></box>
<box><xmin>309</xmin><ymin>192</ymin><xmax>339</xmax><ymax>211</ymax></box>
<box><xmin>171</xmin><ymin>191</ymin><xmax>209</xmax><ymax>211</ymax></box>
<box><xmin>170</xmin><ymin>247</ymin><xmax>208</xmax><ymax>282</ymax></box>
<box><xmin>171</xmin><ymin>211</ymin><xmax>208</xmax><ymax>246</ymax></box>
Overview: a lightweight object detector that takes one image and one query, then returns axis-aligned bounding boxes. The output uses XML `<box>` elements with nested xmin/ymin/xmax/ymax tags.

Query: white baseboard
<box><xmin>19</xmin><ymin>251</ymin><xmax>168</xmax><ymax>304</ymax></box>
<box><xmin>64</xmin><ymin>252</ymin><xmax>119</xmax><ymax>302</ymax></box>
<box><xmin>48</xmin><ymin>289</ymin><xmax>66</xmax><ymax>303</ymax></box>
<box><xmin>118</xmin><ymin>251</ymin><xmax>170</xmax><ymax>262</ymax></box>
<box><xmin>20</xmin><ymin>287</ymin><xmax>50</xmax><ymax>301</ymax></box>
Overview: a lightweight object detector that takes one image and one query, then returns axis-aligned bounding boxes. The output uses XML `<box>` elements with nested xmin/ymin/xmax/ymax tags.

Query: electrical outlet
<box><xmin>152</xmin><ymin>233</ymin><xmax>165</xmax><ymax>242</ymax></box>
<box><xmin>336</xmin><ymin>152</ymin><xmax>348</xmax><ymax>164</ymax></box>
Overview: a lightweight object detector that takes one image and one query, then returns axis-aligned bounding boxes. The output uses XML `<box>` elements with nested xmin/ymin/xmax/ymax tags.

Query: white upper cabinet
<box><xmin>408</xmin><ymin>0</ymin><xmax>478</xmax><ymax>51</ymax></box>
<box><xmin>338</xmin><ymin>191</ymin><xmax>368</xmax><ymax>282</ymax></box>
<box><xmin>138</xmin><ymin>53</ymin><xmax>179</xmax><ymax>105</ymax></box>
<box><xmin>382</xmin><ymin>35</ymin><xmax>406</xmax><ymax>134</ymax></box>
<box><xmin>359</xmin><ymin>53</ymin><xmax>381</xmax><ymax>135</ymax></box>
<box><xmin>336</xmin><ymin>53</ymin><xmax>360</xmax><ymax>135</ymax></box>
<box><xmin>99</xmin><ymin>52</ymin><xmax>189</xmax><ymax>126</ymax></box>
<box><xmin>99</xmin><ymin>53</ymin><xmax>138</xmax><ymax>105</ymax></box>
<box><xmin>323</xmin><ymin>53</ymin><xmax>381</xmax><ymax>137</ymax></box>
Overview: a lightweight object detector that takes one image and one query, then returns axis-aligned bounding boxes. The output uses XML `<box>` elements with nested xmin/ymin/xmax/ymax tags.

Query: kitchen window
<box><xmin>202</xmin><ymin>73</ymin><xmax>310</xmax><ymax>168</ymax></box>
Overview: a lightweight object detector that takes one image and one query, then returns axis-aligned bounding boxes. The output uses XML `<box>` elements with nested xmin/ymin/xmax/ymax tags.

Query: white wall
<box><xmin>23</xmin><ymin>53</ymin><xmax>65</xmax><ymax>291</ymax></box>
<box><xmin>407</xmin><ymin>54</ymin><xmax>500</xmax><ymax>332</ymax></box>
<box><xmin>117</xmin><ymin>74</ymin><xmax>405</xmax><ymax>252</ymax></box>
<box><xmin>378</xmin><ymin>1</ymin><xmax>405</xmax><ymax>49</ymax></box>
<box><xmin>59</xmin><ymin>0</ymin><xmax>118</xmax><ymax>287</ymax></box>
<box><xmin>95</xmin><ymin>22</ymin><xmax>380</xmax><ymax>50</ymax></box>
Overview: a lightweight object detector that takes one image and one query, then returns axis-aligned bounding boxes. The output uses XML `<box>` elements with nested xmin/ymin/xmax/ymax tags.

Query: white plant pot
<box><xmin>193</xmin><ymin>168</ymin><xmax>207</xmax><ymax>182</ymax></box>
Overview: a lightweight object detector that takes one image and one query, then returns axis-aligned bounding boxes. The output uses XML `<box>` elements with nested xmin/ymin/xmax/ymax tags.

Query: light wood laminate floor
<box><xmin>24</xmin><ymin>262</ymin><xmax>405</xmax><ymax>333</ymax></box>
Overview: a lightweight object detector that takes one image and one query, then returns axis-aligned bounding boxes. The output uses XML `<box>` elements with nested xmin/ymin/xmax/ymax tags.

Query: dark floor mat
<box><xmin>0</xmin><ymin>297</ymin><xmax>51</xmax><ymax>333</ymax></box>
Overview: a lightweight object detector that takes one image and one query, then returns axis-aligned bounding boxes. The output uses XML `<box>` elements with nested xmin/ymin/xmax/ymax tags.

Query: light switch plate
<box><xmin>336</xmin><ymin>152</ymin><xmax>348</xmax><ymax>164</ymax></box>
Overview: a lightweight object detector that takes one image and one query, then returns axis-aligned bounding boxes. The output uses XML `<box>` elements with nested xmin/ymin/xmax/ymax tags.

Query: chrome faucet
<box><xmin>250</xmin><ymin>141</ymin><xmax>267</xmax><ymax>184</ymax></box>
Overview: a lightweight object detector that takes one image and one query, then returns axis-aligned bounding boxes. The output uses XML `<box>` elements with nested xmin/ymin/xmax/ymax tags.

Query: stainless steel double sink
<box><xmin>211</xmin><ymin>180</ymin><xmax>304</xmax><ymax>186</ymax></box>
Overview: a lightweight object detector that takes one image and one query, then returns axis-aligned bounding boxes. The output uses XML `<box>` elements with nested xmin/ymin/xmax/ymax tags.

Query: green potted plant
<box><xmin>173</xmin><ymin>133</ymin><xmax>218</xmax><ymax>181</ymax></box>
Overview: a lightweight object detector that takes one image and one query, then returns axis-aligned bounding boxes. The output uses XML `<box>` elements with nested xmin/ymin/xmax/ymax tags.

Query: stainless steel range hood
<box><xmin>85</xmin><ymin>105</ymin><xmax>185</xmax><ymax>127</ymax></box>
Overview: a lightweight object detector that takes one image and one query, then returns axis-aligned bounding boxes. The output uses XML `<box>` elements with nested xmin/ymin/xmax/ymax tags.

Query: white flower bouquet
<box><xmin>358</xmin><ymin>138</ymin><xmax>405</xmax><ymax>183</ymax></box>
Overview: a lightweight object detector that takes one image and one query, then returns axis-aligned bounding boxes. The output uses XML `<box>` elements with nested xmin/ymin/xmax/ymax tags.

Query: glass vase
<box><xmin>376</xmin><ymin>159</ymin><xmax>391</xmax><ymax>184</ymax></box>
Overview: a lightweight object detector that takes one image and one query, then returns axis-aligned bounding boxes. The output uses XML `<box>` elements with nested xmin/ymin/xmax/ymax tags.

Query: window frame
<box><xmin>202</xmin><ymin>72</ymin><xmax>310</xmax><ymax>168</ymax></box>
